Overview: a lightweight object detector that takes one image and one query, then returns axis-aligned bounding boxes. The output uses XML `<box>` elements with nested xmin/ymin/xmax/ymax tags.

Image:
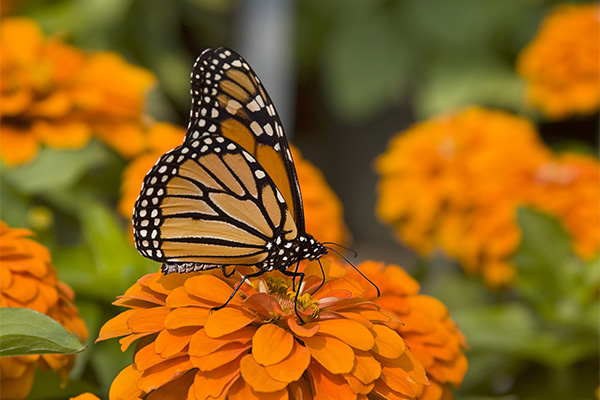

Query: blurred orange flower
<box><xmin>517</xmin><ymin>3</ymin><xmax>600</xmax><ymax>119</ymax></box>
<box><xmin>525</xmin><ymin>153</ymin><xmax>600</xmax><ymax>259</ymax></box>
<box><xmin>98</xmin><ymin>259</ymin><xmax>430</xmax><ymax>399</ymax></box>
<box><xmin>69</xmin><ymin>394</ymin><xmax>101</xmax><ymax>400</ymax></box>
<box><xmin>292</xmin><ymin>146</ymin><xmax>348</xmax><ymax>245</ymax></box>
<box><xmin>118</xmin><ymin>122</ymin><xmax>187</xmax><ymax>219</ymax></box>
<box><xmin>376</xmin><ymin>107</ymin><xmax>599</xmax><ymax>287</ymax></box>
<box><xmin>119</xmin><ymin>136</ymin><xmax>349</xmax><ymax>245</ymax></box>
<box><xmin>0</xmin><ymin>17</ymin><xmax>155</xmax><ymax>165</ymax></box>
<box><xmin>0</xmin><ymin>221</ymin><xmax>88</xmax><ymax>400</ymax></box>
<box><xmin>350</xmin><ymin>261</ymin><xmax>468</xmax><ymax>400</ymax></box>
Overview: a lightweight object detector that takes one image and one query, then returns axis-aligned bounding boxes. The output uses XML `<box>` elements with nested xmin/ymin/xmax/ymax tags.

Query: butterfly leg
<box><xmin>281</xmin><ymin>268</ymin><xmax>307</xmax><ymax>324</ymax></box>
<box><xmin>211</xmin><ymin>269</ymin><xmax>266</xmax><ymax>313</ymax></box>
<box><xmin>310</xmin><ymin>258</ymin><xmax>326</xmax><ymax>295</ymax></box>
<box><xmin>221</xmin><ymin>266</ymin><xmax>235</xmax><ymax>278</ymax></box>
<box><xmin>290</xmin><ymin>262</ymin><xmax>301</xmax><ymax>292</ymax></box>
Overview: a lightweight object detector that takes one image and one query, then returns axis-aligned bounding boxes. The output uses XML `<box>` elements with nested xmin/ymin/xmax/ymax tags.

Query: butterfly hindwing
<box><xmin>187</xmin><ymin>47</ymin><xmax>305</xmax><ymax>231</ymax></box>
<box><xmin>132</xmin><ymin>134</ymin><xmax>298</xmax><ymax>268</ymax></box>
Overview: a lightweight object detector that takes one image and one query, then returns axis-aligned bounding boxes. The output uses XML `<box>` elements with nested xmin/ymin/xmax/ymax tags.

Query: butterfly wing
<box><xmin>187</xmin><ymin>48</ymin><xmax>306</xmax><ymax>232</ymax></box>
<box><xmin>132</xmin><ymin>134</ymin><xmax>298</xmax><ymax>270</ymax></box>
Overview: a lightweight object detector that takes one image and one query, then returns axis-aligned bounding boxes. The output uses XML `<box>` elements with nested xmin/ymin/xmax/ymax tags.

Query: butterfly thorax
<box><xmin>259</xmin><ymin>233</ymin><xmax>327</xmax><ymax>272</ymax></box>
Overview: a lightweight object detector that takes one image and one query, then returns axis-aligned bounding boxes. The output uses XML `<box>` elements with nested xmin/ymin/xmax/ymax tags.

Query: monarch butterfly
<box><xmin>132</xmin><ymin>48</ymin><xmax>331</xmax><ymax>311</ymax></box>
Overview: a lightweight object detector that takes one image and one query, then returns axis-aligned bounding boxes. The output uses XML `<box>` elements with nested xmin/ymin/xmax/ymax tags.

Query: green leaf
<box><xmin>2</xmin><ymin>141</ymin><xmax>111</xmax><ymax>195</ymax></box>
<box><xmin>414</xmin><ymin>56</ymin><xmax>525</xmax><ymax>119</ymax></box>
<box><xmin>76</xmin><ymin>197</ymin><xmax>157</xmax><ymax>300</ymax></box>
<box><xmin>322</xmin><ymin>0</ymin><xmax>412</xmax><ymax>121</ymax></box>
<box><xmin>515</xmin><ymin>207</ymin><xmax>572</xmax><ymax>270</ymax></box>
<box><xmin>513</xmin><ymin>207</ymin><xmax>579</xmax><ymax>319</ymax></box>
<box><xmin>0</xmin><ymin>308</ymin><xmax>85</xmax><ymax>356</ymax></box>
<box><xmin>453</xmin><ymin>303</ymin><xmax>537</xmax><ymax>354</ymax></box>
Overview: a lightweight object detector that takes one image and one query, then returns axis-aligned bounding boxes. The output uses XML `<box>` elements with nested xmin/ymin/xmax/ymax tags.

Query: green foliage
<box><xmin>429</xmin><ymin>208</ymin><xmax>599</xmax><ymax>399</ymax></box>
<box><xmin>2</xmin><ymin>142</ymin><xmax>112</xmax><ymax>196</ymax></box>
<box><xmin>513</xmin><ymin>208</ymin><xmax>599</xmax><ymax>367</ymax></box>
<box><xmin>320</xmin><ymin>0</ymin><xmax>412</xmax><ymax>121</ymax></box>
<box><xmin>300</xmin><ymin>0</ymin><xmax>545</xmax><ymax>121</ymax></box>
<box><xmin>0</xmin><ymin>308</ymin><xmax>85</xmax><ymax>356</ymax></box>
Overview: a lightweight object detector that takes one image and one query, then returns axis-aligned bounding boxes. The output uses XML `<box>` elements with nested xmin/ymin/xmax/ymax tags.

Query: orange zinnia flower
<box><xmin>98</xmin><ymin>259</ymin><xmax>430</xmax><ymax>399</ymax></box>
<box><xmin>376</xmin><ymin>107</ymin><xmax>599</xmax><ymax>287</ymax></box>
<box><xmin>349</xmin><ymin>261</ymin><xmax>468</xmax><ymax>400</ymax></box>
<box><xmin>0</xmin><ymin>221</ymin><xmax>88</xmax><ymax>400</ymax></box>
<box><xmin>516</xmin><ymin>3</ymin><xmax>600</xmax><ymax>119</ymax></box>
<box><xmin>119</xmin><ymin>136</ymin><xmax>348</xmax><ymax>245</ymax></box>
<box><xmin>0</xmin><ymin>17</ymin><xmax>155</xmax><ymax>165</ymax></box>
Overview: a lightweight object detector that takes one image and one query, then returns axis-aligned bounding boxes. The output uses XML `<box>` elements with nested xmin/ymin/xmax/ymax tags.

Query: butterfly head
<box><xmin>259</xmin><ymin>233</ymin><xmax>327</xmax><ymax>272</ymax></box>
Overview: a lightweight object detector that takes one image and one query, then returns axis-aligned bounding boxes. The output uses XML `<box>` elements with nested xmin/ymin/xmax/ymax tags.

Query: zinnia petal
<box><xmin>189</xmin><ymin>326</ymin><xmax>254</xmax><ymax>358</ymax></box>
<box><xmin>264</xmin><ymin>341</ymin><xmax>311</xmax><ymax>383</ymax></box>
<box><xmin>204</xmin><ymin>307</ymin><xmax>257</xmax><ymax>338</ymax></box>
<box><xmin>239</xmin><ymin>354</ymin><xmax>288</xmax><ymax>393</ymax></box>
<box><xmin>310</xmin><ymin>318</ymin><xmax>375</xmax><ymax>351</ymax></box>
<box><xmin>252</xmin><ymin>324</ymin><xmax>295</xmax><ymax>366</ymax></box>
<box><xmin>371</xmin><ymin>324</ymin><xmax>406</xmax><ymax>359</ymax></box>
<box><xmin>303</xmin><ymin>334</ymin><xmax>355</xmax><ymax>374</ymax></box>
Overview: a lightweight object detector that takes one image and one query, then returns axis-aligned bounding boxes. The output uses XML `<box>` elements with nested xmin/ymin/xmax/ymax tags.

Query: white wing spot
<box><xmin>247</xmin><ymin>99</ymin><xmax>260</xmax><ymax>112</ymax></box>
<box><xmin>276</xmin><ymin>189</ymin><xmax>285</xmax><ymax>203</ymax></box>
<box><xmin>243</xmin><ymin>151</ymin><xmax>254</xmax><ymax>162</ymax></box>
<box><xmin>254</xmin><ymin>170</ymin><xmax>266</xmax><ymax>179</ymax></box>
<box><xmin>255</xmin><ymin>95</ymin><xmax>265</xmax><ymax>107</ymax></box>
<box><xmin>226</xmin><ymin>100</ymin><xmax>242</xmax><ymax>115</ymax></box>
<box><xmin>250</xmin><ymin>121</ymin><xmax>263</xmax><ymax>135</ymax></box>
<box><xmin>264</xmin><ymin>124</ymin><xmax>274</xmax><ymax>136</ymax></box>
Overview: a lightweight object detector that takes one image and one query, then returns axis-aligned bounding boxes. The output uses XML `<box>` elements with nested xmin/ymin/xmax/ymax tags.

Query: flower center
<box><xmin>264</xmin><ymin>276</ymin><xmax>319</xmax><ymax>317</ymax></box>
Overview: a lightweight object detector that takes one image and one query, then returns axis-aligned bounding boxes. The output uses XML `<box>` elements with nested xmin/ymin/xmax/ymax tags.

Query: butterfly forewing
<box><xmin>132</xmin><ymin>134</ymin><xmax>297</xmax><ymax>267</ymax></box>
<box><xmin>188</xmin><ymin>48</ymin><xmax>305</xmax><ymax>231</ymax></box>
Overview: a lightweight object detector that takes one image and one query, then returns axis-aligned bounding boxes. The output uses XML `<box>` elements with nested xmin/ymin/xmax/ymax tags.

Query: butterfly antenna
<box><xmin>325</xmin><ymin>246</ymin><xmax>381</xmax><ymax>297</ymax></box>
<box><xmin>321</xmin><ymin>242</ymin><xmax>358</xmax><ymax>258</ymax></box>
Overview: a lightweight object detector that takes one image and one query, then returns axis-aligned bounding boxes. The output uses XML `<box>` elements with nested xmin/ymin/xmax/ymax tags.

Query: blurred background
<box><xmin>9</xmin><ymin>0</ymin><xmax>597</xmax><ymax>260</ymax></box>
<box><xmin>1</xmin><ymin>0</ymin><xmax>598</xmax><ymax>399</ymax></box>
